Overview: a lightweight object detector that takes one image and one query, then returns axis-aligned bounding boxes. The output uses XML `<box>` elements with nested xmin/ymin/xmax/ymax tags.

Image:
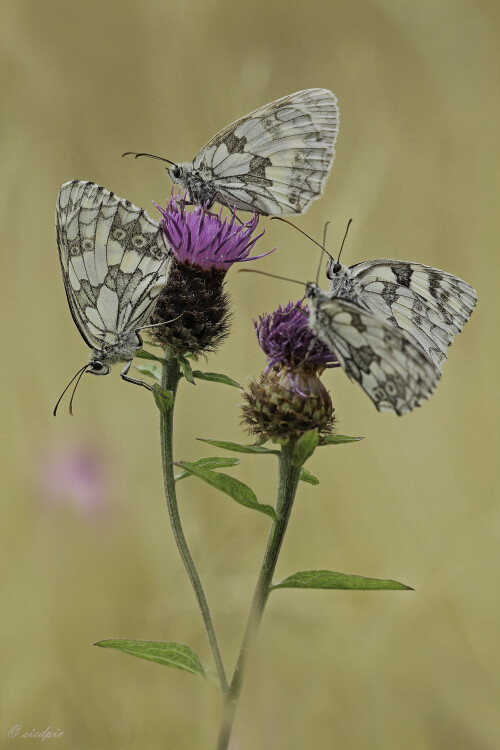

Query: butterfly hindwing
<box><xmin>307</xmin><ymin>285</ymin><xmax>440</xmax><ymax>415</ymax></box>
<box><xmin>56</xmin><ymin>180</ymin><xmax>171</xmax><ymax>362</ymax></box>
<box><xmin>176</xmin><ymin>88</ymin><xmax>339</xmax><ymax>216</ymax></box>
<box><xmin>327</xmin><ymin>259</ymin><xmax>477</xmax><ymax>371</ymax></box>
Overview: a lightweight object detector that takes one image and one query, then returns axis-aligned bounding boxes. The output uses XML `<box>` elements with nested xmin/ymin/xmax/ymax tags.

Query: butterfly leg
<box><xmin>183</xmin><ymin>196</ymin><xmax>244</xmax><ymax>225</ymax></box>
<box><xmin>217</xmin><ymin>195</ymin><xmax>244</xmax><ymax>225</ymax></box>
<box><xmin>305</xmin><ymin>331</ymin><xmax>340</xmax><ymax>368</ymax></box>
<box><xmin>120</xmin><ymin>360</ymin><xmax>154</xmax><ymax>392</ymax></box>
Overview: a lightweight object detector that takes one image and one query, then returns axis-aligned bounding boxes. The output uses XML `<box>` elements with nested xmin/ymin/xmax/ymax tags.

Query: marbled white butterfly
<box><xmin>306</xmin><ymin>282</ymin><xmax>441</xmax><ymax>415</ymax></box>
<box><xmin>268</xmin><ymin>219</ymin><xmax>475</xmax><ymax>414</ymax></box>
<box><xmin>126</xmin><ymin>88</ymin><xmax>338</xmax><ymax>216</ymax></box>
<box><xmin>54</xmin><ymin>180</ymin><xmax>172</xmax><ymax>414</ymax></box>
<box><xmin>325</xmin><ymin>257</ymin><xmax>477</xmax><ymax>372</ymax></box>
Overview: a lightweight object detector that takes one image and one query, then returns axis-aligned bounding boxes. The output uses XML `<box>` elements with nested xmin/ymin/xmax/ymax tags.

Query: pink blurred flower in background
<box><xmin>36</xmin><ymin>439</ymin><xmax>113</xmax><ymax>521</ymax></box>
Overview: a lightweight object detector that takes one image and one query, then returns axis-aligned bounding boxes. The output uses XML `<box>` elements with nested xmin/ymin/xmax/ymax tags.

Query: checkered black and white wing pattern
<box><xmin>307</xmin><ymin>285</ymin><xmax>440</xmax><ymax>415</ymax></box>
<box><xmin>56</xmin><ymin>180</ymin><xmax>171</xmax><ymax>356</ymax></box>
<box><xmin>327</xmin><ymin>259</ymin><xmax>477</xmax><ymax>372</ymax></box>
<box><xmin>194</xmin><ymin>88</ymin><xmax>339</xmax><ymax>215</ymax></box>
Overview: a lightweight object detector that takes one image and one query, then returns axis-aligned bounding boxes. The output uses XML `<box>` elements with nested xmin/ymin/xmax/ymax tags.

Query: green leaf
<box><xmin>192</xmin><ymin>371</ymin><xmax>242</xmax><ymax>389</ymax></box>
<box><xmin>176</xmin><ymin>461</ymin><xmax>277</xmax><ymax>520</ymax></box>
<box><xmin>152</xmin><ymin>386</ymin><xmax>174</xmax><ymax>413</ymax></box>
<box><xmin>197</xmin><ymin>438</ymin><xmax>280</xmax><ymax>456</ymax></box>
<box><xmin>145</xmin><ymin>340</ymin><xmax>165</xmax><ymax>349</ymax></box>
<box><xmin>94</xmin><ymin>639</ymin><xmax>206</xmax><ymax>677</ymax></box>
<box><xmin>178</xmin><ymin>355</ymin><xmax>195</xmax><ymax>384</ymax></box>
<box><xmin>299</xmin><ymin>467</ymin><xmax>319</xmax><ymax>485</ymax></box>
<box><xmin>136</xmin><ymin>349</ymin><xmax>165</xmax><ymax>363</ymax></box>
<box><xmin>253</xmin><ymin>436</ymin><xmax>268</xmax><ymax>446</ymax></box>
<box><xmin>270</xmin><ymin>570</ymin><xmax>413</xmax><ymax>591</ymax></box>
<box><xmin>292</xmin><ymin>430</ymin><xmax>319</xmax><ymax>467</ymax></box>
<box><xmin>175</xmin><ymin>456</ymin><xmax>240</xmax><ymax>481</ymax></box>
<box><xmin>319</xmin><ymin>434</ymin><xmax>364</xmax><ymax>445</ymax></box>
<box><xmin>134</xmin><ymin>364</ymin><xmax>162</xmax><ymax>382</ymax></box>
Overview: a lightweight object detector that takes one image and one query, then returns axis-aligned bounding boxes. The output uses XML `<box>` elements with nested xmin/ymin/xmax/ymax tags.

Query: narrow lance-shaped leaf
<box><xmin>270</xmin><ymin>570</ymin><xmax>413</xmax><ymax>591</ymax></box>
<box><xmin>192</xmin><ymin>371</ymin><xmax>242</xmax><ymax>388</ymax></box>
<box><xmin>135</xmin><ymin>363</ymin><xmax>162</xmax><ymax>382</ymax></box>
<box><xmin>292</xmin><ymin>429</ymin><xmax>319</xmax><ymax>467</ymax></box>
<box><xmin>198</xmin><ymin>438</ymin><xmax>280</xmax><ymax>456</ymax></box>
<box><xmin>319</xmin><ymin>435</ymin><xmax>364</xmax><ymax>446</ymax></box>
<box><xmin>178</xmin><ymin>355</ymin><xmax>195</xmax><ymax>384</ymax></box>
<box><xmin>176</xmin><ymin>461</ymin><xmax>277</xmax><ymax>521</ymax></box>
<box><xmin>152</xmin><ymin>386</ymin><xmax>174</xmax><ymax>414</ymax></box>
<box><xmin>175</xmin><ymin>456</ymin><xmax>240</xmax><ymax>481</ymax></box>
<box><xmin>94</xmin><ymin>639</ymin><xmax>206</xmax><ymax>677</ymax></box>
<box><xmin>136</xmin><ymin>349</ymin><xmax>165</xmax><ymax>363</ymax></box>
<box><xmin>299</xmin><ymin>467</ymin><xmax>319</xmax><ymax>485</ymax></box>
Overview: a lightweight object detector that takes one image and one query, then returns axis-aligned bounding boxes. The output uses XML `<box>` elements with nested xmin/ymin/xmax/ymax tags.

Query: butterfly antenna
<box><xmin>271</xmin><ymin>217</ymin><xmax>334</xmax><ymax>259</ymax></box>
<box><xmin>337</xmin><ymin>219</ymin><xmax>353</xmax><ymax>264</ymax></box>
<box><xmin>122</xmin><ymin>152</ymin><xmax>176</xmax><ymax>167</ymax></box>
<box><xmin>238</xmin><ymin>268</ymin><xmax>304</xmax><ymax>286</ymax></box>
<box><xmin>53</xmin><ymin>364</ymin><xmax>89</xmax><ymax>417</ymax></box>
<box><xmin>68</xmin><ymin>365</ymin><xmax>91</xmax><ymax>416</ymax></box>
<box><xmin>323</xmin><ymin>220</ymin><xmax>330</xmax><ymax>250</ymax></box>
<box><xmin>137</xmin><ymin>313</ymin><xmax>183</xmax><ymax>331</ymax></box>
<box><xmin>315</xmin><ymin>220</ymin><xmax>331</xmax><ymax>285</ymax></box>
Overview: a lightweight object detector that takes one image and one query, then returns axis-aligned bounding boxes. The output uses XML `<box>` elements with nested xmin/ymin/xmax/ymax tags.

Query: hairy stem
<box><xmin>216</xmin><ymin>440</ymin><xmax>301</xmax><ymax>749</ymax></box>
<box><xmin>159</xmin><ymin>349</ymin><xmax>228</xmax><ymax>693</ymax></box>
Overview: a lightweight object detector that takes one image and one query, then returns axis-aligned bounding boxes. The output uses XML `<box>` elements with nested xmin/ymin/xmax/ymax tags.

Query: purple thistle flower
<box><xmin>243</xmin><ymin>300</ymin><xmax>337</xmax><ymax>439</ymax></box>
<box><xmin>255</xmin><ymin>300</ymin><xmax>339</xmax><ymax>374</ymax></box>
<box><xmin>155</xmin><ymin>193</ymin><xmax>272</xmax><ymax>271</ymax></box>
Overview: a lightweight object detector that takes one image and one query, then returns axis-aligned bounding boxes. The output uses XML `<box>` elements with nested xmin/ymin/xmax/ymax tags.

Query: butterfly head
<box><xmin>87</xmin><ymin>359</ymin><xmax>111</xmax><ymax>377</ymax></box>
<box><xmin>168</xmin><ymin>163</ymin><xmax>190</xmax><ymax>189</ymax></box>
<box><xmin>325</xmin><ymin>257</ymin><xmax>348</xmax><ymax>280</ymax></box>
<box><xmin>305</xmin><ymin>281</ymin><xmax>322</xmax><ymax>302</ymax></box>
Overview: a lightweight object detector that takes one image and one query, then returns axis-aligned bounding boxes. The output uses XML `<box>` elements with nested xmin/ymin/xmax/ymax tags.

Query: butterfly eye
<box><xmin>92</xmin><ymin>362</ymin><xmax>104</xmax><ymax>371</ymax></box>
<box><xmin>172</xmin><ymin>166</ymin><xmax>182</xmax><ymax>179</ymax></box>
<box><xmin>331</xmin><ymin>262</ymin><xmax>342</xmax><ymax>274</ymax></box>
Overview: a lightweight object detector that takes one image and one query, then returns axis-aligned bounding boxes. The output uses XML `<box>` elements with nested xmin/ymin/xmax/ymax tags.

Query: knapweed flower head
<box><xmin>149</xmin><ymin>193</ymin><xmax>270</xmax><ymax>356</ymax></box>
<box><xmin>242</xmin><ymin>300</ymin><xmax>337</xmax><ymax>441</ymax></box>
<box><xmin>156</xmin><ymin>194</ymin><xmax>269</xmax><ymax>270</ymax></box>
<box><xmin>256</xmin><ymin>300</ymin><xmax>338</xmax><ymax>383</ymax></box>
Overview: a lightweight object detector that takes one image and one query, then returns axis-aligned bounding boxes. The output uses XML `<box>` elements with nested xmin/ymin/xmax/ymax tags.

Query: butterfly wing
<box><xmin>56</xmin><ymin>180</ymin><xmax>171</xmax><ymax>353</ymax></box>
<box><xmin>332</xmin><ymin>260</ymin><xmax>477</xmax><ymax>371</ymax></box>
<box><xmin>194</xmin><ymin>88</ymin><xmax>339</xmax><ymax>215</ymax></box>
<box><xmin>308</xmin><ymin>289</ymin><xmax>440</xmax><ymax>415</ymax></box>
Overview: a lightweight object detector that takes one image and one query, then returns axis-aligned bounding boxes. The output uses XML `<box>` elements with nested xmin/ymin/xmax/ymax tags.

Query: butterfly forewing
<box><xmin>56</xmin><ymin>180</ymin><xmax>171</xmax><ymax>362</ymax></box>
<box><xmin>307</xmin><ymin>286</ymin><xmax>440</xmax><ymax>415</ymax></box>
<box><xmin>328</xmin><ymin>259</ymin><xmax>477</xmax><ymax>371</ymax></box>
<box><xmin>184</xmin><ymin>88</ymin><xmax>339</xmax><ymax>215</ymax></box>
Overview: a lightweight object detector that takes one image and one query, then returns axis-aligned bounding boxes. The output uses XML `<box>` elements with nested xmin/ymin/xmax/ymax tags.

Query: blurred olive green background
<box><xmin>1</xmin><ymin>1</ymin><xmax>499</xmax><ymax>748</ymax></box>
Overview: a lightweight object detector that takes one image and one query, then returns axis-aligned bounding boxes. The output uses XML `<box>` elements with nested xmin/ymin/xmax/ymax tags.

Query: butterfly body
<box><xmin>168</xmin><ymin>88</ymin><xmax>339</xmax><ymax>215</ymax></box>
<box><xmin>306</xmin><ymin>283</ymin><xmax>440</xmax><ymax>415</ymax></box>
<box><xmin>170</xmin><ymin>163</ymin><xmax>218</xmax><ymax>209</ymax></box>
<box><xmin>56</xmin><ymin>180</ymin><xmax>172</xmax><ymax>393</ymax></box>
<box><xmin>86</xmin><ymin>330</ymin><xmax>143</xmax><ymax>375</ymax></box>
<box><xmin>325</xmin><ymin>258</ymin><xmax>477</xmax><ymax>371</ymax></box>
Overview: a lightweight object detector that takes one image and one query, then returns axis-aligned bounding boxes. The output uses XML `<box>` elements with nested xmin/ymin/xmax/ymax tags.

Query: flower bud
<box><xmin>241</xmin><ymin>301</ymin><xmax>338</xmax><ymax>441</ymax></box>
<box><xmin>242</xmin><ymin>364</ymin><xmax>334</xmax><ymax>442</ymax></box>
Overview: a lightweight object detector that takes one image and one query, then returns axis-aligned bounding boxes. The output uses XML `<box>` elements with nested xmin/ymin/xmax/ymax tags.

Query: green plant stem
<box><xmin>159</xmin><ymin>349</ymin><xmax>228</xmax><ymax>693</ymax></box>
<box><xmin>216</xmin><ymin>440</ymin><xmax>302</xmax><ymax>750</ymax></box>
